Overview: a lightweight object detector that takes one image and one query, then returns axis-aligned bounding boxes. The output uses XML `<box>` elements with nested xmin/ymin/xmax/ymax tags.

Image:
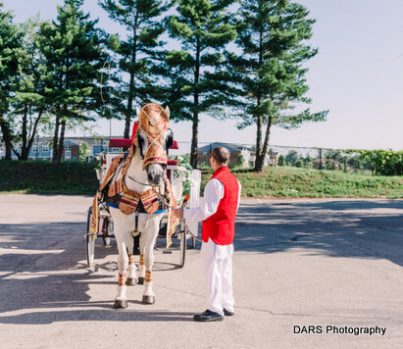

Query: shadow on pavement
<box><xmin>1</xmin><ymin>199</ymin><xmax>402</xmax><ymax>324</ymax></box>
<box><xmin>0</xmin><ymin>221</ymin><xmax>193</xmax><ymax>324</ymax></box>
<box><xmin>235</xmin><ymin>200</ymin><xmax>403</xmax><ymax>266</ymax></box>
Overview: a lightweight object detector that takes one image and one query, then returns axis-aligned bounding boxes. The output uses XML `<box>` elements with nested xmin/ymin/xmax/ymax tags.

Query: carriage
<box><xmin>85</xmin><ymin>137</ymin><xmax>201</xmax><ymax>269</ymax></box>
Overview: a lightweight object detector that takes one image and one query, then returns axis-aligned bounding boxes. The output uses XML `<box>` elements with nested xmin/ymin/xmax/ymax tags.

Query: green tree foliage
<box><xmin>277</xmin><ymin>154</ymin><xmax>285</xmax><ymax>166</ymax></box>
<box><xmin>37</xmin><ymin>0</ymin><xmax>109</xmax><ymax>163</ymax></box>
<box><xmin>285</xmin><ymin>150</ymin><xmax>299</xmax><ymax>166</ymax></box>
<box><xmin>227</xmin><ymin>0</ymin><xmax>328</xmax><ymax>172</ymax></box>
<box><xmin>79</xmin><ymin>142</ymin><xmax>89</xmax><ymax>161</ymax></box>
<box><xmin>347</xmin><ymin>149</ymin><xmax>403</xmax><ymax>176</ymax></box>
<box><xmin>8</xmin><ymin>18</ymin><xmax>47</xmax><ymax>160</ymax></box>
<box><xmin>167</xmin><ymin>0</ymin><xmax>237</xmax><ymax>168</ymax></box>
<box><xmin>0</xmin><ymin>3</ymin><xmax>23</xmax><ymax>160</ymax></box>
<box><xmin>99</xmin><ymin>0</ymin><xmax>170</xmax><ymax>138</ymax></box>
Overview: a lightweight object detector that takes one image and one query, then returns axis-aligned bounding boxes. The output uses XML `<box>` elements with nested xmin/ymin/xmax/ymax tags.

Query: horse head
<box><xmin>134</xmin><ymin>103</ymin><xmax>173</xmax><ymax>186</ymax></box>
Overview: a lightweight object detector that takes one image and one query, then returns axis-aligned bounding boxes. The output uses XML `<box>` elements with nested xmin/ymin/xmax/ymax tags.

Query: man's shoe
<box><xmin>193</xmin><ymin>310</ymin><xmax>224</xmax><ymax>322</ymax></box>
<box><xmin>223</xmin><ymin>308</ymin><xmax>234</xmax><ymax>316</ymax></box>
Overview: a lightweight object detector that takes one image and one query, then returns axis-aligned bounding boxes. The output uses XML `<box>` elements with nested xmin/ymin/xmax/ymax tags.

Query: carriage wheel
<box><xmin>86</xmin><ymin>206</ymin><xmax>96</xmax><ymax>267</ymax></box>
<box><xmin>178</xmin><ymin>224</ymin><xmax>186</xmax><ymax>268</ymax></box>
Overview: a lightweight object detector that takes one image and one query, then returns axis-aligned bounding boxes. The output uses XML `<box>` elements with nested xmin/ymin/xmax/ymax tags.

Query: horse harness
<box><xmin>90</xmin><ymin>103</ymin><xmax>176</xmax><ymax>235</ymax></box>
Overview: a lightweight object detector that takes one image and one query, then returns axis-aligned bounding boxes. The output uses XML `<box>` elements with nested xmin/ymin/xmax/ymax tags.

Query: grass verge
<box><xmin>1</xmin><ymin>161</ymin><xmax>402</xmax><ymax>198</ymax></box>
<box><xmin>202</xmin><ymin>166</ymin><xmax>403</xmax><ymax>199</ymax></box>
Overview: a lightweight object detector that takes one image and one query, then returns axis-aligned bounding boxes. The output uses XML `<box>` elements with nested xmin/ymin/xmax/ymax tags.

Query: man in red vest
<box><xmin>179</xmin><ymin>146</ymin><xmax>241</xmax><ymax>322</ymax></box>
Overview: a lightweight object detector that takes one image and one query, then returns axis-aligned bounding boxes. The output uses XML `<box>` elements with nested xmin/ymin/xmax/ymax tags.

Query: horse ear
<box><xmin>165</xmin><ymin>128</ymin><xmax>174</xmax><ymax>150</ymax></box>
<box><xmin>165</xmin><ymin>106</ymin><xmax>170</xmax><ymax>119</ymax></box>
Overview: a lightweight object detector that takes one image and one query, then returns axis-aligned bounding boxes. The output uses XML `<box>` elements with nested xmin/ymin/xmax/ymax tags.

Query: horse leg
<box><xmin>111</xmin><ymin>209</ymin><xmax>131</xmax><ymax>309</ymax></box>
<box><xmin>137</xmin><ymin>238</ymin><xmax>145</xmax><ymax>285</ymax></box>
<box><xmin>126</xmin><ymin>231</ymin><xmax>138</xmax><ymax>286</ymax></box>
<box><xmin>142</xmin><ymin>239</ymin><xmax>157</xmax><ymax>304</ymax></box>
<box><xmin>141</xmin><ymin>214</ymin><xmax>162</xmax><ymax>304</ymax></box>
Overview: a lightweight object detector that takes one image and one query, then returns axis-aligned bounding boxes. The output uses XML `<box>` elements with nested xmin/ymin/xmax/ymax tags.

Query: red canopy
<box><xmin>108</xmin><ymin>138</ymin><xmax>132</xmax><ymax>148</ymax></box>
<box><xmin>108</xmin><ymin>138</ymin><xmax>179</xmax><ymax>150</ymax></box>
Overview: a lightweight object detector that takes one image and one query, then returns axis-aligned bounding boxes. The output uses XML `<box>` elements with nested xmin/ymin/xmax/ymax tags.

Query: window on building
<box><xmin>32</xmin><ymin>145</ymin><xmax>38</xmax><ymax>153</ymax></box>
<box><xmin>41</xmin><ymin>145</ymin><xmax>49</xmax><ymax>152</ymax></box>
<box><xmin>65</xmin><ymin>146</ymin><xmax>71</xmax><ymax>152</ymax></box>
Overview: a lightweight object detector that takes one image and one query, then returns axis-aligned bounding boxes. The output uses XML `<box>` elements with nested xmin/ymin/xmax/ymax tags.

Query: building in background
<box><xmin>1</xmin><ymin>137</ymin><xmax>280</xmax><ymax>167</ymax></box>
<box><xmin>197</xmin><ymin>142</ymin><xmax>279</xmax><ymax>168</ymax></box>
<box><xmin>0</xmin><ymin>137</ymin><xmax>112</xmax><ymax>161</ymax></box>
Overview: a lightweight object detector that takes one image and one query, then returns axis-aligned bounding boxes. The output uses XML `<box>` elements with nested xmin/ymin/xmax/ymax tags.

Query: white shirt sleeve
<box><xmin>184</xmin><ymin>178</ymin><xmax>224</xmax><ymax>223</ymax></box>
<box><xmin>237</xmin><ymin>179</ymin><xmax>242</xmax><ymax>213</ymax></box>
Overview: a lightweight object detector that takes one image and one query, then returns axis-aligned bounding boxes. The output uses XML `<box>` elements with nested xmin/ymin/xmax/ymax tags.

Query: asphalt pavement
<box><xmin>0</xmin><ymin>195</ymin><xmax>403</xmax><ymax>349</ymax></box>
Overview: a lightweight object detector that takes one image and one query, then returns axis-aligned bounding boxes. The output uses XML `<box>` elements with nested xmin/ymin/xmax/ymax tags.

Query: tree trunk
<box><xmin>20</xmin><ymin>147</ymin><xmax>29</xmax><ymax>161</ymax></box>
<box><xmin>190</xmin><ymin>111</ymin><xmax>199</xmax><ymax>169</ymax></box>
<box><xmin>190</xmin><ymin>41</ymin><xmax>201</xmax><ymax>169</ymax></box>
<box><xmin>56</xmin><ymin>119</ymin><xmax>66</xmax><ymax>164</ymax></box>
<box><xmin>124</xmin><ymin>11</ymin><xmax>139</xmax><ymax>139</ymax></box>
<box><xmin>20</xmin><ymin>106</ymin><xmax>28</xmax><ymax>160</ymax></box>
<box><xmin>52</xmin><ymin>114</ymin><xmax>60</xmax><ymax>163</ymax></box>
<box><xmin>254</xmin><ymin>96</ymin><xmax>262</xmax><ymax>171</ymax></box>
<box><xmin>254</xmin><ymin>24</ymin><xmax>264</xmax><ymax>171</ymax></box>
<box><xmin>0</xmin><ymin>116</ymin><xmax>14</xmax><ymax>160</ymax></box>
<box><xmin>256</xmin><ymin>113</ymin><xmax>262</xmax><ymax>157</ymax></box>
<box><xmin>125</xmin><ymin>72</ymin><xmax>135</xmax><ymax>139</ymax></box>
<box><xmin>25</xmin><ymin>110</ymin><xmax>44</xmax><ymax>160</ymax></box>
<box><xmin>255</xmin><ymin>114</ymin><xmax>273</xmax><ymax>172</ymax></box>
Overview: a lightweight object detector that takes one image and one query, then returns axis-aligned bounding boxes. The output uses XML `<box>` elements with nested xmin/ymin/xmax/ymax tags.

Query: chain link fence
<box><xmin>3</xmin><ymin>136</ymin><xmax>399</xmax><ymax>175</ymax></box>
<box><xmin>169</xmin><ymin>141</ymin><xmax>377</xmax><ymax>173</ymax></box>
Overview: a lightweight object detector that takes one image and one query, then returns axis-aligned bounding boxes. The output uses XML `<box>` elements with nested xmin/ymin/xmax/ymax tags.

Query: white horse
<box><xmin>107</xmin><ymin>104</ymin><xmax>174</xmax><ymax>308</ymax></box>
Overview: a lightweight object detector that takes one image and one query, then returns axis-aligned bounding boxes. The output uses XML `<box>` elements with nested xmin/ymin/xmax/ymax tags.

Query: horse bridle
<box><xmin>137</xmin><ymin>103</ymin><xmax>170</xmax><ymax>169</ymax></box>
<box><xmin>127</xmin><ymin>103</ymin><xmax>172</xmax><ymax>200</ymax></box>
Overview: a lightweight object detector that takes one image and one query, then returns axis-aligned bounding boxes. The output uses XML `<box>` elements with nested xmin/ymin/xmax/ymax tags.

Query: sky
<box><xmin>2</xmin><ymin>0</ymin><xmax>403</xmax><ymax>150</ymax></box>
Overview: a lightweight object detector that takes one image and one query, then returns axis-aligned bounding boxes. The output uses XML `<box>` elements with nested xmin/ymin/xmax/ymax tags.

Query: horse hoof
<box><xmin>126</xmin><ymin>277</ymin><xmax>137</xmax><ymax>286</ymax></box>
<box><xmin>142</xmin><ymin>295</ymin><xmax>155</xmax><ymax>305</ymax></box>
<box><xmin>138</xmin><ymin>277</ymin><xmax>144</xmax><ymax>285</ymax></box>
<box><xmin>113</xmin><ymin>299</ymin><xmax>128</xmax><ymax>309</ymax></box>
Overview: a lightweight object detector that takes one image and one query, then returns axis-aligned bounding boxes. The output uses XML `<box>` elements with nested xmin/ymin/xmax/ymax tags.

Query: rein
<box><xmin>183</xmin><ymin>221</ymin><xmax>203</xmax><ymax>243</ymax></box>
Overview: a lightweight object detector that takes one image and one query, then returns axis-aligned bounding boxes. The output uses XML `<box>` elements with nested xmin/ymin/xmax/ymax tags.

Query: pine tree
<box><xmin>0</xmin><ymin>2</ymin><xmax>24</xmax><ymax>160</ymax></box>
<box><xmin>167</xmin><ymin>0</ymin><xmax>237</xmax><ymax>168</ymax></box>
<box><xmin>99</xmin><ymin>0</ymin><xmax>170</xmax><ymax>138</ymax></box>
<box><xmin>228</xmin><ymin>0</ymin><xmax>328</xmax><ymax>172</ymax></box>
<box><xmin>8</xmin><ymin>18</ymin><xmax>47</xmax><ymax>160</ymax></box>
<box><xmin>37</xmin><ymin>0</ymin><xmax>109</xmax><ymax>163</ymax></box>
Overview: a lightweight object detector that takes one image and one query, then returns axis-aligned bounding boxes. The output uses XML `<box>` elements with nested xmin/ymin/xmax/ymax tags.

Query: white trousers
<box><xmin>201</xmin><ymin>238</ymin><xmax>234</xmax><ymax>316</ymax></box>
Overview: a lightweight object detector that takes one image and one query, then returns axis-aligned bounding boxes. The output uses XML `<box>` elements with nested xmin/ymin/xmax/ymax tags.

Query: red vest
<box><xmin>201</xmin><ymin>166</ymin><xmax>239</xmax><ymax>245</ymax></box>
